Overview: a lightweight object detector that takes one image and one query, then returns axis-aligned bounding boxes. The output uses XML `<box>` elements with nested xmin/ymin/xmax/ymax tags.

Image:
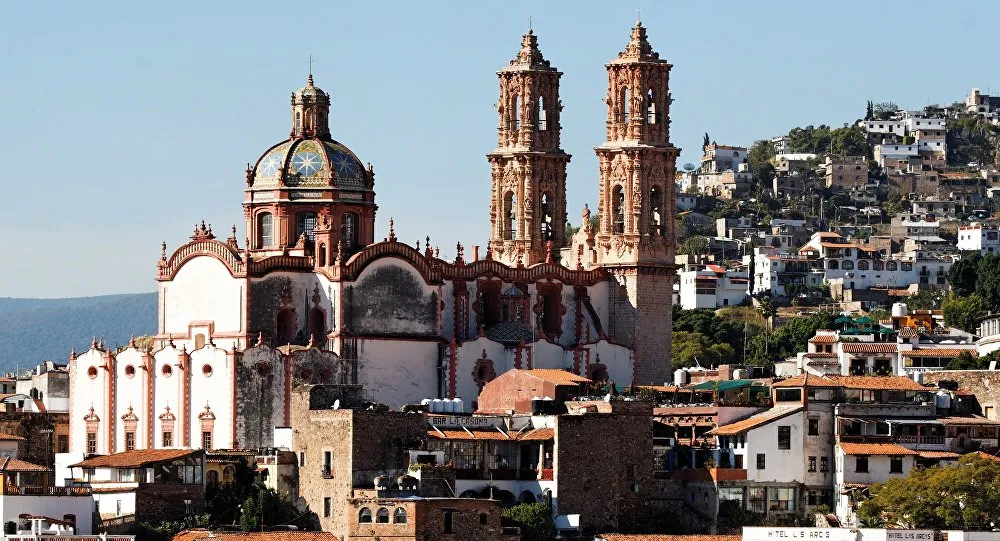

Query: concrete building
<box><xmin>677</xmin><ymin>266</ymin><xmax>749</xmax><ymax>309</ymax></box>
<box><xmin>825</xmin><ymin>156</ymin><xmax>867</xmax><ymax>189</ymax></box>
<box><xmin>957</xmin><ymin>223</ymin><xmax>1000</xmax><ymax>254</ymax></box>
<box><xmin>12</xmin><ymin>362</ymin><xmax>69</xmax><ymax>413</ymax></box>
<box><xmin>966</xmin><ymin>87</ymin><xmax>1000</xmax><ymax>115</ymax></box>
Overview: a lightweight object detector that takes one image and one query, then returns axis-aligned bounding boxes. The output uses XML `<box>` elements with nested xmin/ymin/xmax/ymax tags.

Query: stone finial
<box><xmin>545</xmin><ymin>240</ymin><xmax>553</xmax><ymax>264</ymax></box>
<box><xmin>455</xmin><ymin>242</ymin><xmax>465</xmax><ymax>265</ymax></box>
<box><xmin>485</xmin><ymin>240</ymin><xmax>493</xmax><ymax>261</ymax></box>
<box><xmin>619</xmin><ymin>20</ymin><xmax>658</xmax><ymax>60</ymax></box>
<box><xmin>387</xmin><ymin>217</ymin><xmax>397</xmax><ymax>242</ymax></box>
<box><xmin>424</xmin><ymin>236</ymin><xmax>433</xmax><ymax>258</ymax></box>
<box><xmin>129</xmin><ymin>335</ymin><xmax>136</xmax><ymax>348</ymax></box>
<box><xmin>160</xmin><ymin>241</ymin><xmax>167</xmax><ymax>259</ymax></box>
<box><xmin>510</xmin><ymin>28</ymin><xmax>550</xmax><ymax>68</ymax></box>
<box><xmin>415</xmin><ymin>239</ymin><xmax>421</xmax><ymax>251</ymax></box>
<box><xmin>335</xmin><ymin>238</ymin><xmax>344</xmax><ymax>265</ymax></box>
<box><xmin>69</xmin><ymin>347</ymin><xmax>77</xmax><ymax>361</ymax></box>
<box><xmin>434</xmin><ymin>246</ymin><xmax>440</xmax><ymax>258</ymax></box>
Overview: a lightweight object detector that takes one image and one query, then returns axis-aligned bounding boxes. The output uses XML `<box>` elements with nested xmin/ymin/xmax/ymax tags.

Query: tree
<box><xmin>865</xmin><ymin>100</ymin><xmax>874</xmax><ymax>121</ymax></box>
<box><xmin>857</xmin><ymin>455</ymin><xmax>1000</xmax><ymax>530</ymax></box>
<box><xmin>872</xmin><ymin>101</ymin><xmax>899</xmax><ymax>121</ymax></box>
<box><xmin>680</xmin><ymin>235</ymin><xmax>710</xmax><ymax>256</ymax></box>
<box><xmin>946</xmin><ymin>351</ymin><xmax>996</xmax><ymax>370</ymax></box>
<box><xmin>502</xmin><ymin>503</ymin><xmax>556</xmax><ymax>541</ymax></box>
<box><xmin>703</xmin><ymin>132</ymin><xmax>710</xmax><ymax>152</ymax></box>
<box><xmin>942</xmin><ymin>293</ymin><xmax>987</xmax><ymax>333</ymax></box>
<box><xmin>830</xmin><ymin>126</ymin><xmax>868</xmax><ymax>157</ymax></box>
<box><xmin>672</xmin><ymin>331</ymin><xmax>736</xmax><ymax>368</ymax></box>
<box><xmin>747</xmin><ymin>140</ymin><xmax>776</xmax><ymax>187</ymax></box>
<box><xmin>947</xmin><ymin>252</ymin><xmax>981</xmax><ymax>297</ymax></box>
<box><xmin>905</xmin><ymin>289</ymin><xmax>944</xmax><ymax>310</ymax></box>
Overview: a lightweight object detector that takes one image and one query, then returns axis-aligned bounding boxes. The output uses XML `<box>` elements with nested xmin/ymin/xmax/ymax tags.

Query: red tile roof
<box><xmin>840</xmin><ymin>343</ymin><xmax>898</xmax><ymax>354</ymax></box>
<box><xmin>903</xmin><ymin>348</ymin><xmax>976</xmax><ymax>358</ymax></box>
<box><xmin>809</xmin><ymin>335</ymin><xmax>837</xmax><ymax>344</ymax></box>
<box><xmin>523</xmin><ymin>369</ymin><xmax>591</xmax><ymax>385</ymax></box>
<box><xmin>517</xmin><ymin>428</ymin><xmax>554</xmax><ymax>441</ymax></box>
<box><xmin>0</xmin><ymin>457</ymin><xmax>50</xmax><ymax>472</ymax></box>
<box><xmin>827</xmin><ymin>375</ymin><xmax>927</xmax><ymax>391</ymax></box>
<box><xmin>972</xmin><ymin>451</ymin><xmax>1000</xmax><ymax>463</ymax></box>
<box><xmin>71</xmin><ymin>448</ymin><xmax>201</xmax><ymax>468</ymax></box>
<box><xmin>708</xmin><ymin>406</ymin><xmax>803</xmax><ymax>436</ymax></box>
<box><xmin>598</xmin><ymin>535</ymin><xmax>741</xmax><ymax>541</ymax></box>
<box><xmin>0</xmin><ymin>433</ymin><xmax>25</xmax><ymax>442</ymax></box>
<box><xmin>917</xmin><ymin>451</ymin><xmax>961</xmax><ymax>459</ymax></box>
<box><xmin>839</xmin><ymin>442</ymin><xmax>918</xmax><ymax>456</ymax></box>
<box><xmin>173</xmin><ymin>531</ymin><xmax>341</xmax><ymax>541</ymax></box>
<box><xmin>772</xmin><ymin>374</ymin><xmax>837</xmax><ymax>388</ymax></box>
<box><xmin>803</xmin><ymin>352</ymin><xmax>837</xmax><ymax>359</ymax></box>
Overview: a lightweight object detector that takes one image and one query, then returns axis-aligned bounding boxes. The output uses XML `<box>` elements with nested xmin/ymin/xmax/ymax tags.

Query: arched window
<box><xmin>858</xmin><ymin>260</ymin><xmax>870</xmax><ymax>271</ymax></box>
<box><xmin>308</xmin><ymin>307</ymin><xmax>326</xmax><ymax>347</ymax></box>
<box><xmin>295</xmin><ymin>112</ymin><xmax>301</xmax><ymax>134</ymax></box>
<box><xmin>358</xmin><ymin>508</ymin><xmax>372</xmax><ymax>523</ymax></box>
<box><xmin>540</xmin><ymin>192</ymin><xmax>553</xmax><ymax>242</ymax></box>
<box><xmin>649</xmin><ymin>185</ymin><xmax>663</xmax><ymax>235</ymax></box>
<box><xmin>886</xmin><ymin>261</ymin><xmax>897</xmax><ymax>271</ymax></box>
<box><xmin>511</xmin><ymin>94</ymin><xmax>521</xmax><ymax>130</ymax></box>
<box><xmin>276</xmin><ymin>309</ymin><xmax>297</xmax><ymax>345</ymax></box>
<box><xmin>612</xmin><ymin>185</ymin><xmax>625</xmax><ymax>234</ymax></box>
<box><xmin>873</xmin><ymin>260</ymin><xmax>884</xmax><ymax>271</ymax></box>
<box><xmin>206</xmin><ymin>470</ymin><xmax>219</xmax><ymax>486</ymax></box>
<box><xmin>223</xmin><ymin>466</ymin><xmax>234</xmax><ymax>483</ymax></box>
<box><xmin>622</xmin><ymin>87</ymin><xmax>631</xmax><ymax>124</ymax></box>
<box><xmin>318</xmin><ymin>243</ymin><xmax>327</xmax><ymax>266</ymax></box>
<box><xmin>503</xmin><ymin>191</ymin><xmax>517</xmax><ymax>240</ymax></box>
<box><xmin>393</xmin><ymin>507</ymin><xmax>407</xmax><ymax>524</ymax></box>
<box><xmin>296</xmin><ymin>212</ymin><xmax>317</xmax><ymax>241</ymax></box>
<box><xmin>842</xmin><ymin>260</ymin><xmax>854</xmax><ymax>270</ymax></box>
<box><xmin>259</xmin><ymin>213</ymin><xmax>274</xmax><ymax>248</ymax></box>
<box><xmin>341</xmin><ymin>213</ymin><xmax>357</xmax><ymax>250</ymax></box>
<box><xmin>537</xmin><ymin>96</ymin><xmax>547</xmax><ymax>131</ymax></box>
<box><xmin>646</xmin><ymin>88</ymin><xmax>657</xmax><ymax>124</ymax></box>
<box><xmin>519</xmin><ymin>491</ymin><xmax>536</xmax><ymax>504</ymax></box>
<box><xmin>375</xmin><ymin>508</ymin><xmax>390</xmax><ymax>524</ymax></box>
<box><xmin>828</xmin><ymin>260</ymin><xmax>839</xmax><ymax>270</ymax></box>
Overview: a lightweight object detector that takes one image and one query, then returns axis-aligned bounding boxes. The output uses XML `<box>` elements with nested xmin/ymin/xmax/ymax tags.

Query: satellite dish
<box><xmin>683</xmin><ymin>163</ymin><xmax>696</xmax><ymax>172</ymax></box>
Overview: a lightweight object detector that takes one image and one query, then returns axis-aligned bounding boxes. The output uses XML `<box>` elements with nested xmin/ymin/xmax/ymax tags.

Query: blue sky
<box><xmin>1</xmin><ymin>0</ymin><xmax>996</xmax><ymax>297</ymax></box>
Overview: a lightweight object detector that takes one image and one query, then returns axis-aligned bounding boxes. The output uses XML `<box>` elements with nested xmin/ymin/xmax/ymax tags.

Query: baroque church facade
<box><xmin>68</xmin><ymin>22</ymin><xmax>679</xmax><ymax>454</ymax></box>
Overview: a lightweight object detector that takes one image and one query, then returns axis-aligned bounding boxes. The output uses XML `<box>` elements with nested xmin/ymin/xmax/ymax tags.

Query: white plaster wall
<box><xmin>188</xmin><ymin>345</ymin><xmax>235</xmax><ymax>449</ymax></box>
<box><xmin>69</xmin><ymin>349</ymin><xmax>111</xmax><ymax>455</ymax></box>
<box><xmin>93</xmin><ymin>492</ymin><xmax>136</xmax><ymax>518</ymax></box>
<box><xmin>0</xmin><ymin>495</ymin><xmax>94</xmax><ymax>534</ymax></box>
<box><xmin>580</xmin><ymin>341</ymin><xmax>633</xmax><ymax>386</ymax></box>
<box><xmin>152</xmin><ymin>345</ymin><xmax>183</xmax><ymax>447</ymax></box>
<box><xmin>455</xmin><ymin>338</ymin><xmax>511</xmax><ymax>408</ymax></box>
<box><xmin>836</xmin><ymin>449</ymin><xmax>914</xmax><ymax>486</ymax></box>
<box><xmin>584</xmin><ymin>281</ymin><xmax>611</xmax><ymax>341</ymax></box>
<box><xmin>355</xmin><ymin>339</ymin><xmax>440</xmax><ymax>408</ymax></box>
<box><xmin>745</xmin><ymin>411</ymin><xmax>804</xmax><ymax>483</ymax></box>
<box><xmin>113</xmin><ymin>348</ymin><xmax>147</xmax><ymax>453</ymax></box>
<box><xmin>162</xmin><ymin>256</ymin><xmax>244</xmax><ymax>342</ymax></box>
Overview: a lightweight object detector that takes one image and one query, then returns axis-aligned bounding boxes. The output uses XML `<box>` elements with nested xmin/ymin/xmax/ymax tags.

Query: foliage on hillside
<box><xmin>947</xmin><ymin>114</ymin><xmax>1000</xmax><ymax>166</ymax></box>
<box><xmin>0</xmin><ymin>293</ymin><xmax>156</xmax><ymax>371</ymax></box>
<box><xmin>784</xmin><ymin>124</ymin><xmax>868</xmax><ymax>156</ymax></box>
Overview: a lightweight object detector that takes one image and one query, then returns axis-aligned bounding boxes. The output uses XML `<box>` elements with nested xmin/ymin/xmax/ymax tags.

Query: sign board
<box><xmin>428</xmin><ymin>414</ymin><xmax>505</xmax><ymax>429</ymax></box>
<box><xmin>859</xmin><ymin>530</ymin><xmax>934</xmax><ymax>541</ymax></box>
<box><xmin>744</xmin><ymin>528</ymin><xmax>857</xmax><ymax>541</ymax></box>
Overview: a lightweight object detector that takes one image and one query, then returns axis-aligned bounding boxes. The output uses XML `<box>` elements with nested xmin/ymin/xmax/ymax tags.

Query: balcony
<box><xmin>455</xmin><ymin>468</ymin><xmax>548</xmax><ymax>481</ymax></box>
<box><xmin>321</xmin><ymin>467</ymin><xmax>332</xmax><ymax>479</ymax></box>
<box><xmin>708</xmin><ymin>467</ymin><xmax>747</xmax><ymax>481</ymax></box>
<box><xmin>0</xmin><ymin>484</ymin><xmax>92</xmax><ymax>496</ymax></box>
<box><xmin>895</xmin><ymin>435</ymin><xmax>944</xmax><ymax>445</ymax></box>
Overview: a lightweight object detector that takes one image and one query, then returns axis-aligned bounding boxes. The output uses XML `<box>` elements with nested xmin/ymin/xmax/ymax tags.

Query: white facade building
<box><xmin>957</xmin><ymin>223</ymin><xmax>1000</xmax><ymax>254</ymax></box>
<box><xmin>678</xmin><ymin>266</ymin><xmax>749</xmax><ymax>309</ymax></box>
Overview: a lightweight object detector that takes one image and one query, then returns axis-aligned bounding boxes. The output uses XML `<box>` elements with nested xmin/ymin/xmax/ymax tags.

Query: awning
<box><xmin>690</xmin><ymin>379</ymin><xmax>761</xmax><ymax>392</ymax></box>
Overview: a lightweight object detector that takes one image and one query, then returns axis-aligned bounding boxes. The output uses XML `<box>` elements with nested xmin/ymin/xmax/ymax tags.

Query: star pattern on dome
<box><xmin>259</xmin><ymin>153</ymin><xmax>282</xmax><ymax>176</ymax></box>
<box><xmin>332</xmin><ymin>152</ymin><xmax>358</xmax><ymax>179</ymax></box>
<box><xmin>291</xmin><ymin>151</ymin><xmax>322</xmax><ymax>176</ymax></box>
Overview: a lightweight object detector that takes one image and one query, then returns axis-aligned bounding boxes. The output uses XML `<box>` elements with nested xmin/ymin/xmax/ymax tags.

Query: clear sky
<box><xmin>1</xmin><ymin>0</ymin><xmax>997</xmax><ymax>298</ymax></box>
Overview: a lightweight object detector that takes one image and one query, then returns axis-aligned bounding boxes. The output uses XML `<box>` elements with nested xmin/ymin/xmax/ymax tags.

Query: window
<box><xmin>808</xmin><ymin>456</ymin><xmax>816</xmax><ymax>472</ymax></box>
<box><xmin>612</xmin><ymin>185</ymin><xmax>625</xmax><ymax>234</ymax></box>
<box><xmin>778</xmin><ymin>426</ymin><xmax>791</xmax><ymax>450</ymax></box>
<box><xmin>890</xmin><ymin>456</ymin><xmax>903</xmax><ymax>473</ymax></box>
<box><xmin>443</xmin><ymin>510</ymin><xmax>454</xmax><ymax>534</ymax></box>
<box><xmin>259</xmin><ymin>213</ymin><xmax>274</xmax><ymax>247</ymax></box>
<box><xmin>202</xmin><ymin>431</ymin><xmax>212</xmax><ymax>450</ymax></box>
<box><xmin>537</xmin><ymin>95</ymin><xmax>547</xmax><ymax>131</ymax></box>
<box><xmin>855</xmin><ymin>455</ymin><xmax>869</xmax><ymax>473</ymax></box>
<box><xmin>394</xmin><ymin>507</ymin><xmax>408</xmax><ymax>524</ymax></box>
<box><xmin>299</xmin><ymin>451</ymin><xmax>306</xmax><ymax>466</ymax></box>
<box><xmin>86</xmin><ymin>432</ymin><xmax>97</xmax><ymax>455</ymax></box>
<box><xmin>206</xmin><ymin>470</ymin><xmax>219</xmax><ymax>485</ymax></box>
<box><xmin>376</xmin><ymin>508</ymin><xmax>390</xmax><ymax>523</ymax></box>
<box><xmin>649</xmin><ymin>185</ymin><xmax>663</xmax><ymax>235</ymax></box>
<box><xmin>756</xmin><ymin>453</ymin><xmax>766</xmax><ymax>470</ymax></box>
<box><xmin>646</xmin><ymin>88</ymin><xmax>657</xmax><ymax>124</ymax></box>
<box><xmin>162</xmin><ymin>431</ymin><xmax>173</xmax><ymax>448</ymax></box>
<box><xmin>768</xmin><ymin>487</ymin><xmax>796</xmax><ymax>511</ymax></box>
<box><xmin>296</xmin><ymin>212</ymin><xmax>317</xmax><ymax>241</ymax></box>
<box><xmin>511</xmin><ymin>94</ymin><xmax>521</xmax><ymax>130</ymax></box>
<box><xmin>194</xmin><ymin>334</ymin><xmax>206</xmax><ymax>350</ymax></box>
<box><xmin>503</xmin><ymin>191</ymin><xmax>517</xmax><ymax>240</ymax></box>
<box><xmin>622</xmin><ymin>87</ymin><xmax>631</xmax><ymax>123</ymax></box>
<box><xmin>323</xmin><ymin>498</ymin><xmax>332</xmax><ymax>518</ymax></box>
<box><xmin>323</xmin><ymin>450</ymin><xmax>333</xmax><ymax>477</ymax></box>
<box><xmin>775</xmin><ymin>389</ymin><xmax>802</xmax><ymax>402</ymax></box>
<box><xmin>125</xmin><ymin>431</ymin><xmax>136</xmax><ymax>451</ymax></box>
<box><xmin>340</xmin><ymin>213</ymin><xmax>357</xmax><ymax>250</ymax></box>
<box><xmin>358</xmin><ymin>507</ymin><xmax>372</xmax><ymax>523</ymax></box>
<box><xmin>57</xmin><ymin>435</ymin><xmax>68</xmax><ymax>453</ymax></box>
<box><xmin>479</xmin><ymin>513</ymin><xmax>488</xmax><ymax>525</ymax></box>
<box><xmin>808</xmin><ymin>418</ymin><xmax>819</xmax><ymax>436</ymax></box>
<box><xmin>540</xmin><ymin>192</ymin><xmax>554</xmax><ymax>241</ymax></box>
<box><xmin>807</xmin><ymin>490</ymin><xmax>828</xmax><ymax>506</ymax></box>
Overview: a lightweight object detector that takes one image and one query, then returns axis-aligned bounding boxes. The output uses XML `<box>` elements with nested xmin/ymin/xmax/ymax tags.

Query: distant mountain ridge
<box><xmin>0</xmin><ymin>293</ymin><xmax>157</xmax><ymax>372</ymax></box>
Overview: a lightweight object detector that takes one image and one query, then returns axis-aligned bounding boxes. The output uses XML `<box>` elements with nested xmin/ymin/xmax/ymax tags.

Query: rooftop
<box><xmin>708</xmin><ymin>405</ymin><xmax>803</xmax><ymax>436</ymax></box>
<box><xmin>839</xmin><ymin>442</ymin><xmax>918</xmax><ymax>456</ymax></box>
<box><xmin>173</xmin><ymin>531</ymin><xmax>341</xmax><ymax>541</ymax></box>
<box><xmin>71</xmin><ymin>448</ymin><xmax>201</xmax><ymax>469</ymax></box>
<box><xmin>521</xmin><ymin>369</ymin><xmax>591</xmax><ymax>386</ymax></box>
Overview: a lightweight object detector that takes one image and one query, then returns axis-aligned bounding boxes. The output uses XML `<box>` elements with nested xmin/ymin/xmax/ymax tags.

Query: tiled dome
<box><xmin>250</xmin><ymin>137</ymin><xmax>368</xmax><ymax>191</ymax></box>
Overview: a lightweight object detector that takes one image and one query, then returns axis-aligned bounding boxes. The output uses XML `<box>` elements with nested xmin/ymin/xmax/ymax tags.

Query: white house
<box><xmin>957</xmin><ymin>223</ymin><xmax>1000</xmax><ymax>254</ymax></box>
<box><xmin>678</xmin><ymin>265</ymin><xmax>749</xmax><ymax>309</ymax></box>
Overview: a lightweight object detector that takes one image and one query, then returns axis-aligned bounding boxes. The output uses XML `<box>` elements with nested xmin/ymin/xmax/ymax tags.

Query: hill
<box><xmin>0</xmin><ymin>293</ymin><xmax>156</xmax><ymax>372</ymax></box>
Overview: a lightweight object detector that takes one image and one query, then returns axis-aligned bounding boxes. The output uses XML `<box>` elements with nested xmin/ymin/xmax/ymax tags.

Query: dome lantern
<box><xmin>291</xmin><ymin>74</ymin><xmax>331</xmax><ymax>138</ymax></box>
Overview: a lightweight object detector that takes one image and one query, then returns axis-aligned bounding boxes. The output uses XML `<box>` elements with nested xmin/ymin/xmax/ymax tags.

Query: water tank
<box><xmin>912</xmin><ymin>372</ymin><xmax>924</xmax><ymax>384</ymax></box>
<box><xmin>935</xmin><ymin>391</ymin><xmax>952</xmax><ymax>410</ymax></box>
<box><xmin>420</xmin><ymin>398</ymin><xmax>431</xmax><ymax>407</ymax></box>
<box><xmin>431</xmin><ymin>398</ymin><xmax>443</xmax><ymax>413</ymax></box>
<box><xmin>733</xmin><ymin>369</ymin><xmax>748</xmax><ymax>380</ymax></box>
<box><xmin>892</xmin><ymin>303</ymin><xmax>908</xmax><ymax>318</ymax></box>
<box><xmin>441</xmin><ymin>399</ymin><xmax>455</xmax><ymax>413</ymax></box>
<box><xmin>452</xmin><ymin>398</ymin><xmax>464</xmax><ymax>413</ymax></box>
<box><xmin>674</xmin><ymin>369</ymin><xmax>689</xmax><ymax>386</ymax></box>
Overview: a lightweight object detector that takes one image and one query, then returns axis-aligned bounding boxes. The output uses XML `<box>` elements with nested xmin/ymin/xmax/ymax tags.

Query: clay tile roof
<box><xmin>523</xmin><ymin>369</ymin><xmax>591</xmax><ymax>385</ymax></box>
<box><xmin>640</xmin><ymin>385</ymin><xmax>680</xmax><ymax>393</ymax></box>
<box><xmin>71</xmin><ymin>448</ymin><xmax>201</xmax><ymax>468</ymax></box>
<box><xmin>173</xmin><ymin>531</ymin><xmax>341</xmax><ymax>541</ymax></box>
<box><xmin>517</xmin><ymin>428</ymin><xmax>554</xmax><ymax>441</ymax></box>
<box><xmin>898</xmin><ymin>327</ymin><xmax>920</xmax><ymax>338</ymax></box>
<box><xmin>840</xmin><ymin>343</ymin><xmax>898</xmax><ymax>354</ymax></box>
<box><xmin>827</xmin><ymin>375</ymin><xmax>927</xmax><ymax>391</ymax></box>
<box><xmin>821</xmin><ymin>242</ymin><xmax>858</xmax><ymax>249</ymax></box>
<box><xmin>903</xmin><ymin>349</ymin><xmax>976</xmax><ymax>358</ymax></box>
<box><xmin>0</xmin><ymin>457</ymin><xmax>50</xmax><ymax>472</ymax></box>
<box><xmin>937</xmin><ymin>415</ymin><xmax>1000</xmax><ymax>425</ymax></box>
<box><xmin>817</xmin><ymin>232</ymin><xmax>842</xmax><ymax>238</ymax></box>
<box><xmin>598</xmin><ymin>535</ymin><xmax>742</xmax><ymax>541</ymax></box>
<box><xmin>839</xmin><ymin>442</ymin><xmax>918</xmax><ymax>456</ymax></box>
<box><xmin>803</xmin><ymin>352</ymin><xmax>837</xmax><ymax>359</ymax></box>
<box><xmin>972</xmin><ymin>451</ymin><xmax>1000</xmax><ymax>463</ymax></box>
<box><xmin>427</xmin><ymin>428</ymin><xmax>510</xmax><ymax>441</ymax></box>
<box><xmin>0</xmin><ymin>433</ymin><xmax>25</xmax><ymax>442</ymax></box>
<box><xmin>918</xmin><ymin>451</ymin><xmax>961</xmax><ymax>459</ymax></box>
<box><xmin>708</xmin><ymin>405</ymin><xmax>803</xmax><ymax>436</ymax></box>
<box><xmin>809</xmin><ymin>335</ymin><xmax>837</xmax><ymax>344</ymax></box>
<box><xmin>772</xmin><ymin>374</ymin><xmax>837</xmax><ymax>388</ymax></box>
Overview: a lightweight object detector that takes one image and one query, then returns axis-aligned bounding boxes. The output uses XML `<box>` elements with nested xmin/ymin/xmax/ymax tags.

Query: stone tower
<box><xmin>488</xmin><ymin>30</ymin><xmax>571</xmax><ymax>266</ymax></box>
<box><xmin>595</xmin><ymin>22</ymin><xmax>678</xmax><ymax>385</ymax></box>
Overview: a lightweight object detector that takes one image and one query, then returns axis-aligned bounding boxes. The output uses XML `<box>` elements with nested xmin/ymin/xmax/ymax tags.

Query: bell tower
<box><xmin>595</xmin><ymin>22</ymin><xmax>678</xmax><ymax>385</ymax></box>
<box><xmin>487</xmin><ymin>30</ymin><xmax>571</xmax><ymax>267</ymax></box>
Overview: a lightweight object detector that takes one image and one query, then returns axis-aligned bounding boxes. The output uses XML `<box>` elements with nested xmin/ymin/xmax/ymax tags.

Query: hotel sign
<box><xmin>744</xmin><ymin>528</ymin><xmax>856</xmax><ymax>541</ymax></box>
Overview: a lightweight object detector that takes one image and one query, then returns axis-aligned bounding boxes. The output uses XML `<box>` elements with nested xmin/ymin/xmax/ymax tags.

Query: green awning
<box><xmin>855</xmin><ymin>316</ymin><xmax>873</xmax><ymax>324</ymax></box>
<box><xmin>876</xmin><ymin>327</ymin><xmax>896</xmax><ymax>334</ymax></box>
<box><xmin>690</xmin><ymin>379</ymin><xmax>758</xmax><ymax>392</ymax></box>
<box><xmin>835</xmin><ymin>316</ymin><xmax>854</xmax><ymax>324</ymax></box>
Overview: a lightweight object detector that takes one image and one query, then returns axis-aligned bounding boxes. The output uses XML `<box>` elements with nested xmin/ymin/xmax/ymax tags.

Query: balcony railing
<box><xmin>895</xmin><ymin>435</ymin><xmax>944</xmax><ymax>445</ymax></box>
<box><xmin>454</xmin><ymin>468</ymin><xmax>547</xmax><ymax>481</ymax></box>
<box><xmin>1</xmin><ymin>484</ymin><xmax>92</xmax><ymax>496</ymax></box>
<box><xmin>321</xmin><ymin>467</ymin><xmax>332</xmax><ymax>479</ymax></box>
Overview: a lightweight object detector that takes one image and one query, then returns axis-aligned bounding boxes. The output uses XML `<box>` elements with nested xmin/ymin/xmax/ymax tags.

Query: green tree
<box><xmin>747</xmin><ymin>140</ymin><xmax>776</xmax><ymax>187</ymax></box>
<box><xmin>947</xmin><ymin>252</ymin><xmax>982</xmax><ymax>297</ymax></box>
<box><xmin>830</xmin><ymin>125</ymin><xmax>868</xmax><ymax>157</ymax></box>
<box><xmin>672</xmin><ymin>331</ymin><xmax>736</xmax><ymax>368</ymax></box>
<box><xmin>502</xmin><ymin>503</ymin><xmax>556</xmax><ymax>541</ymax></box>
<box><xmin>946</xmin><ymin>351</ymin><xmax>996</xmax><ymax>370</ymax></box>
<box><xmin>703</xmin><ymin>132</ymin><xmax>710</xmax><ymax>152</ymax></box>
<box><xmin>857</xmin><ymin>455</ymin><xmax>1000</xmax><ymax>529</ymax></box>
<box><xmin>865</xmin><ymin>101</ymin><xmax>874</xmax><ymax>121</ymax></box>
<box><xmin>873</xmin><ymin>101</ymin><xmax>899</xmax><ymax>121</ymax></box>
<box><xmin>942</xmin><ymin>293</ymin><xmax>987</xmax><ymax>333</ymax></box>
<box><xmin>681</xmin><ymin>235</ymin><xmax>710</xmax><ymax>256</ymax></box>
<box><xmin>905</xmin><ymin>289</ymin><xmax>944</xmax><ymax>310</ymax></box>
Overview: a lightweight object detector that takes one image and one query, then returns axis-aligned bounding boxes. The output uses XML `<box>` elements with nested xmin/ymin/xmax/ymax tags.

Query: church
<box><xmin>68</xmin><ymin>22</ymin><xmax>679</xmax><ymax>453</ymax></box>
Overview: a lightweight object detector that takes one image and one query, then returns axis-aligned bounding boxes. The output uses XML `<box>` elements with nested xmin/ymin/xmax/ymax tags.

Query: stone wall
<box><xmin>0</xmin><ymin>412</ymin><xmax>68</xmax><ymax>467</ymax></box>
<box><xmin>134</xmin><ymin>483</ymin><xmax>205</xmax><ymax>524</ymax></box>
<box><xmin>924</xmin><ymin>370</ymin><xmax>1000</xmax><ymax>419</ymax></box>
<box><xmin>236</xmin><ymin>346</ymin><xmax>287</xmax><ymax>449</ymax></box>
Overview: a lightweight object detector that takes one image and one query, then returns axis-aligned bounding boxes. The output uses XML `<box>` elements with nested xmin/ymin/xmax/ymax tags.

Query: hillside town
<box><xmin>4</xmin><ymin>13</ymin><xmax>1000</xmax><ymax>541</ymax></box>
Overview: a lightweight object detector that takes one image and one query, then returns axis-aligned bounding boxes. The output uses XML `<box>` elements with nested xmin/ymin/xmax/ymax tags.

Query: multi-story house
<box><xmin>957</xmin><ymin>222</ymin><xmax>1000</xmax><ymax>254</ymax></box>
<box><xmin>677</xmin><ymin>265</ymin><xmax>749</xmax><ymax>309</ymax></box>
<box><xmin>965</xmin><ymin>87</ymin><xmax>1000</xmax><ymax>116</ymax></box>
<box><xmin>910</xmin><ymin>199</ymin><xmax>958</xmax><ymax>219</ymax></box>
<box><xmin>825</xmin><ymin>156</ymin><xmax>867</xmax><ymax>189</ymax></box>
<box><xmin>697</xmin><ymin>145</ymin><xmax>753</xmax><ymax>199</ymax></box>
<box><xmin>752</xmin><ymin>250</ymin><xmax>824</xmax><ymax>298</ymax></box>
